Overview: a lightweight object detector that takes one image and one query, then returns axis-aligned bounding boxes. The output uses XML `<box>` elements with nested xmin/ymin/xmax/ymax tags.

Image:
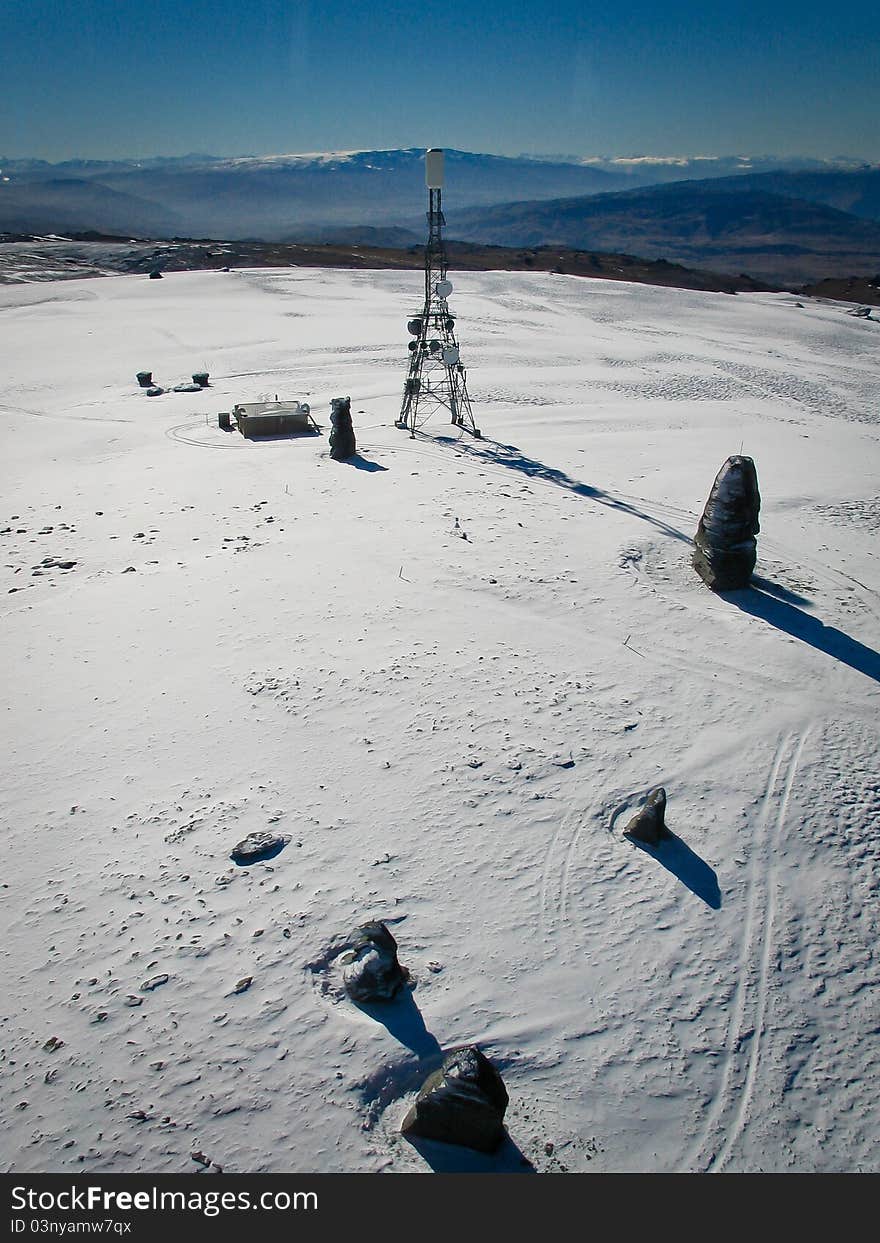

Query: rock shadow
<box><xmin>724</xmin><ymin>584</ymin><xmax>880</xmax><ymax>684</ymax></box>
<box><xmin>353</xmin><ymin>988</ymin><xmax>442</xmax><ymax>1060</ymax></box>
<box><xmin>434</xmin><ymin>434</ymin><xmax>691</xmax><ymax>544</ymax></box>
<box><xmin>403</xmin><ymin>1132</ymin><xmax>537</xmax><ymax>1174</ymax></box>
<box><xmin>342</xmin><ymin>453</ymin><xmax>388</xmax><ymax>472</ymax></box>
<box><xmin>628</xmin><ymin>831</ymin><xmax>722</xmax><ymax>909</ymax></box>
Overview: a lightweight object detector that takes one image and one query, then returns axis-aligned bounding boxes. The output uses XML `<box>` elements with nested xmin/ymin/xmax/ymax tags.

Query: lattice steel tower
<box><xmin>395</xmin><ymin>148</ymin><xmax>481</xmax><ymax>439</ymax></box>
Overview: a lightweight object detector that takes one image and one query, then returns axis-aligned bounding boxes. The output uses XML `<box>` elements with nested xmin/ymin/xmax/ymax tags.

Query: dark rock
<box><xmin>623</xmin><ymin>787</ymin><xmax>668</xmax><ymax>846</ymax></box>
<box><xmin>329</xmin><ymin>395</ymin><xmax>356</xmax><ymax>460</ymax></box>
<box><xmin>145</xmin><ymin>386</ymin><xmax>164</xmax><ymax>397</ymax></box>
<box><xmin>230</xmin><ymin>831</ymin><xmax>288</xmax><ymax>864</ymax></box>
<box><xmin>149</xmin><ymin>270</ymin><xmax>163</xmax><ymax>279</ymax></box>
<box><xmin>192</xmin><ymin>372</ymin><xmax>210</xmax><ymax>386</ymax></box>
<box><xmin>341</xmin><ymin>920</ymin><xmax>408</xmax><ymax>1003</ymax></box>
<box><xmin>692</xmin><ymin>455</ymin><xmax>760</xmax><ymax>590</ymax></box>
<box><xmin>400</xmin><ymin>1045</ymin><xmax>509</xmax><ymax>1153</ymax></box>
<box><xmin>136</xmin><ymin>371</ymin><xmax>152</xmax><ymax>387</ymax></box>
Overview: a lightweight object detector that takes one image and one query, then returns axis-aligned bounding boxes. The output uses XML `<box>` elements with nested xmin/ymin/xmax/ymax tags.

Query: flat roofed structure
<box><xmin>232</xmin><ymin>401</ymin><xmax>318</xmax><ymax>439</ymax></box>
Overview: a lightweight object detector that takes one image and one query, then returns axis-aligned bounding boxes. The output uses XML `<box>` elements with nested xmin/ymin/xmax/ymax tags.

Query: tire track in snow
<box><xmin>709</xmin><ymin>727</ymin><xmax>811</xmax><ymax>1172</ymax></box>
<box><xmin>682</xmin><ymin>733</ymin><xmax>788</xmax><ymax>1171</ymax></box>
<box><xmin>560</xmin><ymin>811</ymin><xmax>585</xmax><ymax>926</ymax></box>
<box><xmin>683</xmin><ymin>729</ymin><xmax>809</xmax><ymax>1172</ymax></box>
<box><xmin>165</xmin><ymin>420</ymin><xmax>242</xmax><ymax>450</ymax></box>
<box><xmin>539</xmin><ymin>809</ymin><xmax>573</xmax><ymax>948</ymax></box>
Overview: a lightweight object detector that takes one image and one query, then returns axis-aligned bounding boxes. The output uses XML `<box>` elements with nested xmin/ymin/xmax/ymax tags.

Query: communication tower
<box><xmin>395</xmin><ymin>149</ymin><xmax>481</xmax><ymax>438</ymax></box>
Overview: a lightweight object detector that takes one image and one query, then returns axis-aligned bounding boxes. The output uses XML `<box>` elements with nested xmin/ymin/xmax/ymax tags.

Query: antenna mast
<box><xmin>395</xmin><ymin>148</ymin><xmax>480</xmax><ymax>439</ymax></box>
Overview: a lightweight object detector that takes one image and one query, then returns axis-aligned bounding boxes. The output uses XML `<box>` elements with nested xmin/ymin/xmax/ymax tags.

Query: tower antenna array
<box><xmin>395</xmin><ymin>149</ymin><xmax>481</xmax><ymax>439</ymax></box>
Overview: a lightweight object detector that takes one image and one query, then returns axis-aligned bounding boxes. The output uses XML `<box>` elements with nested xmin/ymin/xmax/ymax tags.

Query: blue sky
<box><xmin>2</xmin><ymin>0</ymin><xmax>878</xmax><ymax>161</ymax></box>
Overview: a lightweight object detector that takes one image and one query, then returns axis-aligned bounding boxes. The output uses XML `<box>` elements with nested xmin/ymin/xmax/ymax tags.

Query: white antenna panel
<box><xmin>425</xmin><ymin>148</ymin><xmax>445</xmax><ymax>188</ymax></box>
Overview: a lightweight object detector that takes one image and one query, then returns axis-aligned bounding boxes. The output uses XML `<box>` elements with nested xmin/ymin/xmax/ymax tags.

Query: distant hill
<box><xmin>448</xmin><ymin>180</ymin><xmax>880</xmax><ymax>284</ymax></box>
<box><xmin>0</xmin><ymin>177</ymin><xmax>183</xmax><ymax>238</ymax></box>
<box><xmin>520</xmin><ymin>153</ymin><xmax>873</xmax><ymax>187</ymax></box>
<box><xmin>279</xmin><ymin>224</ymin><xmax>422</xmax><ymax>248</ymax></box>
<box><xmin>0</xmin><ymin>149</ymin><xmax>628</xmax><ymax>242</ymax></box>
<box><xmin>682</xmin><ymin>168</ymin><xmax>880</xmax><ymax>222</ymax></box>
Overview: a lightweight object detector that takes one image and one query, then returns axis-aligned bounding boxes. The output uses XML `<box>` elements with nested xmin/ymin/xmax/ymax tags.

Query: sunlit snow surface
<box><xmin>1</xmin><ymin>266</ymin><xmax>878</xmax><ymax>1174</ymax></box>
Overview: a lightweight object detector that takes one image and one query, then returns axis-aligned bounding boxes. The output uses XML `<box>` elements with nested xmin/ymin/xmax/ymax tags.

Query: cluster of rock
<box><xmin>135</xmin><ymin>370</ymin><xmax>210</xmax><ymax>399</ymax></box>
<box><xmin>339</xmin><ymin>920</ymin><xmax>509</xmax><ymax>1153</ymax></box>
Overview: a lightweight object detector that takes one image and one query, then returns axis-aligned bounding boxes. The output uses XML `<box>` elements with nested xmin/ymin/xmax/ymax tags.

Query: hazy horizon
<box><xmin>2</xmin><ymin>1</ymin><xmax>878</xmax><ymax>164</ymax></box>
<box><xmin>1</xmin><ymin>148</ymin><xmax>876</xmax><ymax>169</ymax></box>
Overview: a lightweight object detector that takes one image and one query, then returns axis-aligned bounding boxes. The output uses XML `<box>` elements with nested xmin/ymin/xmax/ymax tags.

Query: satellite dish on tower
<box><xmin>435</xmin><ymin>279</ymin><xmax>453</xmax><ymax>298</ymax></box>
<box><xmin>425</xmin><ymin>148</ymin><xmax>445</xmax><ymax>188</ymax></box>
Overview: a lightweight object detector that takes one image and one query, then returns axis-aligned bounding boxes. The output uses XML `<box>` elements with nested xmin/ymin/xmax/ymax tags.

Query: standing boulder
<box><xmin>400</xmin><ymin>1045</ymin><xmax>509</xmax><ymax>1153</ymax></box>
<box><xmin>692</xmin><ymin>455</ymin><xmax>760</xmax><ymax>590</ymax></box>
<box><xmin>341</xmin><ymin>921</ymin><xmax>408</xmax><ymax>1003</ymax></box>
<box><xmin>329</xmin><ymin>396</ymin><xmax>356</xmax><ymax>460</ymax></box>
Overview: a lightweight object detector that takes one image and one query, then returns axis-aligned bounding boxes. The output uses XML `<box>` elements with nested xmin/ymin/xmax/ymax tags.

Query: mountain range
<box><xmin>2</xmin><ymin>148</ymin><xmax>879</xmax><ymax>285</ymax></box>
<box><xmin>448</xmin><ymin>174</ymin><xmax>880</xmax><ymax>284</ymax></box>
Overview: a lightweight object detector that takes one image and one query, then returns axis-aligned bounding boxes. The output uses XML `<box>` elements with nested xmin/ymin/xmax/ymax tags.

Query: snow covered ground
<box><xmin>1</xmin><ymin>265</ymin><xmax>878</xmax><ymax>1175</ymax></box>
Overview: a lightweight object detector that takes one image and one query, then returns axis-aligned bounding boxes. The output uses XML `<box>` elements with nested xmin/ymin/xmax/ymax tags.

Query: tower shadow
<box><xmin>723</xmin><ymin>584</ymin><xmax>880</xmax><ymax>684</ymax></box>
<box><xmin>433</xmin><ymin>434</ymin><xmax>692</xmax><ymax>544</ymax></box>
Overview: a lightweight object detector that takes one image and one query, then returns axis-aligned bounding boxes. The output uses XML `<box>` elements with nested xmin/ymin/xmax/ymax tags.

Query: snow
<box><xmin>1</xmin><ymin>264</ymin><xmax>878</xmax><ymax>1175</ymax></box>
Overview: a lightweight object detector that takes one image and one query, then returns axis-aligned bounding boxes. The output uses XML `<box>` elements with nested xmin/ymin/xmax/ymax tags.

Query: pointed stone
<box><xmin>623</xmin><ymin>787</ymin><xmax>668</xmax><ymax>846</ymax></box>
<box><xmin>692</xmin><ymin>455</ymin><xmax>760</xmax><ymax>590</ymax></box>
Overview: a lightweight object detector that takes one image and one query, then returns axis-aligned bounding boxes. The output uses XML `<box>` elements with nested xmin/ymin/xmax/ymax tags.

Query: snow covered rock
<box><xmin>692</xmin><ymin>455</ymin><xmax>761</xmax><ymax>590</ymax></box>
<box><xmin>623</xmin><ymin>787</ymin><xmax>668</xmax><ymax>846</ymax></box>
<box><xmin>400</xmin><ymin>1045</ymin><xmax>509</xmax><ymax>1153</ymax></box>
<box><xmin>341</xmin><ymin>920</ymin><xmax>408</xmax><ymax>1003</ymax></box>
